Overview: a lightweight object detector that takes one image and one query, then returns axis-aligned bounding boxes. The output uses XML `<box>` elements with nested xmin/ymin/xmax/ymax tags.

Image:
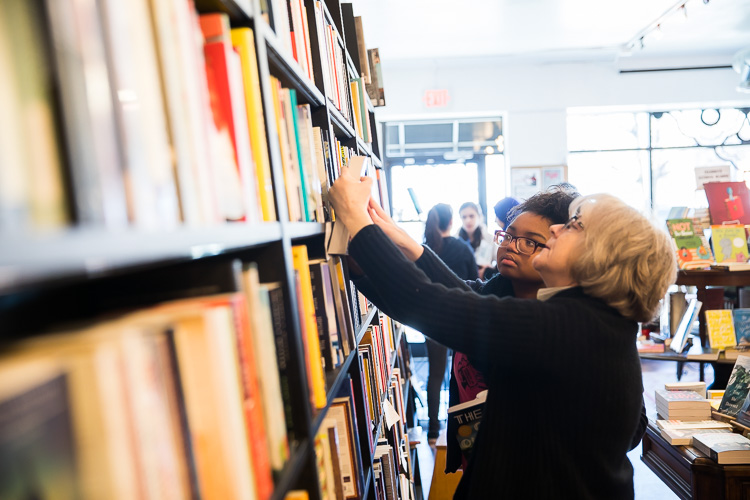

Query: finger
<box><xmin>369</xmin><ymin>197</ymin><xmax>391</xmax><ymax>222</ymax></box>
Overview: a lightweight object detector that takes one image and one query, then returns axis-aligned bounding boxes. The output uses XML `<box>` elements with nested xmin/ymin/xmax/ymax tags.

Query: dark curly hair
<box><xmin>507</xmin><ymin>184</ymin><xmax>581</xmax><ymax>226</ymax></box>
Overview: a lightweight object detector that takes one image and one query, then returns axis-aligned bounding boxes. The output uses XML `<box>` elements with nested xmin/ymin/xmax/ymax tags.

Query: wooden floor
<box><xmin>410</xmin><ymin>352</ymin><xmax>707</xmax><ymax>499</ymax></box>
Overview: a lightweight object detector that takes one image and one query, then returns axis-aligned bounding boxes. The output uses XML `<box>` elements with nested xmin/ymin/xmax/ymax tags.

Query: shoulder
<box><xmin>477</xmin><ymin>274</ymin><xmax>515</xmax><ymax>297</ymax></box>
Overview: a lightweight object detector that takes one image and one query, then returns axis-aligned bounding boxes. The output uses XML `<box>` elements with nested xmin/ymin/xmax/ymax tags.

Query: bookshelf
<box><xmin>0</xmin><ymin>0</ymin><xmax>413</xmax><ymax>499</ymax></box>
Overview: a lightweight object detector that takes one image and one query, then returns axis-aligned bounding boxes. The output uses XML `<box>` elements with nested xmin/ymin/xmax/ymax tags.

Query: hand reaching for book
<box><xmin>328</xmin><ymin>164</ymin><xmax>374</xmax><ymax>237</ymax></box>
<box><xmin>367</xmin><ymin>198</ymin><xmax>424</xmax><ymax>261</ymax></box>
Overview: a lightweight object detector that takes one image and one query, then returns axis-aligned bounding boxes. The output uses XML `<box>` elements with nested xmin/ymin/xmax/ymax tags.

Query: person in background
<box><xmin>328</xmin><ymin>165</ymin><xmax>675</xmax><ymax>499</ymax></box>
<box><xmin>457</xmin><ymin>202</ymin><xmax>495</xmax><ymax>279</ymax></box>
<box><xmin>447</xmin><ymin>187</ymin><xmax>576</xmax><ymax>472</ymax></box>
<box><xmin>482</xmin><ymin>196</ymin><xmax>521</xmax><ymax>280</ymax></box>
<box><xmin>493</xmin><ymin>197</ymin><xmax>520</xmax><ymax>230</ymax></box>
<box><xmin>423</xmin><ymin>203</ymin><xmax>479</xmax><ymax>445</ymax></box>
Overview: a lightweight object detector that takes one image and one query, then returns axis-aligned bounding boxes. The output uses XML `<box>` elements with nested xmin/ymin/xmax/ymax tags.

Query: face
<box><xmin>496</xmin><ymin>212</ymin><xmax>550</xmax><ymax>284</ymax></box>
<box><xmin>532</xmin><ymin>214</ymin><xmax>584</xmax><ymax>287</ymax></box>
<box><xmin>460</xmin><ymin>208</ymin><xmax>479</xmax><ymax>233</ymax></box>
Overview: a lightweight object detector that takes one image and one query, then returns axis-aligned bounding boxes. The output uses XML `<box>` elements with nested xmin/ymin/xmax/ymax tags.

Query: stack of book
<box><xmin>655</xmin><ymin>390</ymin><xmax>712</xmax><ymax>420</ymax></box>
<box><xmin>693</xmin><ymin>432</ymin><xmax>750</xmax><ymax>464</ymax></box>
<box><xmin>664</xmin><ymin>381</ymin><xmax>707</xmax><ymax>398</ymax></box>
<box><xmin>657</xmin><ymin>419</ymin><xmax>732</xmax><ymax>446</ymax></box>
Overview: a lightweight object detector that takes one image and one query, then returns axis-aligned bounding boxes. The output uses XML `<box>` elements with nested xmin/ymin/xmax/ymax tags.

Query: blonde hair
<box><xmin>569</xmin><ymin>194</ymin><xmax>676</xmax><ymax>322</ymax></box>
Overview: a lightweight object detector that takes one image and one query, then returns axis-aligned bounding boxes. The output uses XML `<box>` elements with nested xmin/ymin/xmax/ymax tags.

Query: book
<box><xmin>734</xmin><ymin>388</ymin><xmax>750</xmax><ymax>428</ymax></box>
<box><xmin>200</xmin><ymin>13</ymin><xmax>260</xmax><ymax>222</ymax></box>
<box><xmin>704</xmin><ymin>181</ymin><xmax>750</xmax><ymax>225</ymax></box>
<box><xmin>309</xmin><ymin>259</ymin><xmax>343</xmax><ymax>371</ymax></box>
<box><xmin>292</xmin><ymin>245</ymin><xmax>327</xmax><ymax>410</ymax></box>
<box><xmin>0</xmin><ymin>0</ymin><xmax>69</xmax><ymax>231</ymax></box>
<box><xmin>719</xmin><ymin>355</ymin><xmax>750</xmax><ymax>417</ymax></box>
<box><xmin>692</xmin><ymin>432</ymin><xmax>750</xmax><ymax>464</ymax></box>
<box><xmin>231</xmin><ymin>27</ymin><xmax>277</xmax><ymax>222</ymax></box>
<box><xmin>166</xmin><ymin>296</ymin><xmax>257</xmax><ymax>500</ymax></box>
<box><xmin>447</xmin><ymin>389</ymin><xmax>488</xmax><ymax>461</ymax></box>
<box><xmin>149</xmin><ymin>0</ymin><xmax>221</xmax><ymax>225</ymax></box>
<box><xmin>665</xmin><ymin>381</ymin><xmax>707</xmax><ymax>398</ymax></box>
<box><xmin>661</xmin><ymin>427</ymin><xmax>731</xmax><ymax>446</ymax></box>
<box><xmin>45</xmin><ymin>0</ymin><xmax>130</xmax><ymax>228</ymax></box>
<box><xmin>710</xmin><ymin>224</ymin><xmax>749</xmax><ymax>264</ymax></box>
<box><xmin>670</xmin><ymin>298</ymin><xmax>702</xmax><ymax>354</ymax></box>
<box><xmin>657</xmin><ymin>419</ymin><xmax>733</xmax><ymax>431</ymax></box>
<box><xmin>242</xmin><ymin>266</ymin><xmax>290</xmax><ymax>474</ymax></box>
<box><xmin>329</xmin><ymin>393</ymin><xmax>362</xmax><ymax>499</ymax></box>
<box><xmin>734</xmin><ymin>309</ymin><xmax>750</xmax><ymax>346</ymax></box>
<box><xmin>0</xmin><ymin>359</ymin><xmax>80</xmax><ymax>500</ymax></box>
<box><xmin>665</xmin><ymin>218</ymin><xmax>713</xmax><ymax>269</ymax></box>
<box><xmin>266</xmin><ymin>282</ymin><xmax>297</xmax><ymax>441</ymax></box>
<box><xmin>655</xmin><ymin>389</ymin><xmax>711</xmax><ymax>409</ymax></box>
<box><xmin>705</xmin><ymin>309</ymin><xmax>738</xmax><ymax>350</ymax></box>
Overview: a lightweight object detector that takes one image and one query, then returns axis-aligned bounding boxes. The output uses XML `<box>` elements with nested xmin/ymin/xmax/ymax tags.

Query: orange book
<box><xmin>231</xmin><ymin>294</ymin><xmax>275</xmax><ymax>499</ymax></box>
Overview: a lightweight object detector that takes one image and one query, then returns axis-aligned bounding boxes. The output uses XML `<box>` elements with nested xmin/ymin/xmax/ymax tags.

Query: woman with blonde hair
<box><xmin>328</xmin><ymin>164</ymin><xmax>676</xmax><ymax>500</ymax></box>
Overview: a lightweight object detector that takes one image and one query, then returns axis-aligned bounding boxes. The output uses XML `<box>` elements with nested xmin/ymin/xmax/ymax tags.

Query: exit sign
<box><xmin>423</xmin><ymin>89</ymin><xmax>450</xmax><ymax>108</ymax></box>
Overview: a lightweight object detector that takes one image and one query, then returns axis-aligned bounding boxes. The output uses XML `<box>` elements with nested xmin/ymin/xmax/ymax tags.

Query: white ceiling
<box><xmin>349</xmin><ymin>0</ymin><xmax>750</xmax><ymax>64</ymax></box>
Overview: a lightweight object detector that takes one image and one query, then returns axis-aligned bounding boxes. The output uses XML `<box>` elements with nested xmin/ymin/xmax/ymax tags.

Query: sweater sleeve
<box><xmin>415</xmin><ymin>246</ymin><xmax>483</xmax><ymax>292</ymax></box>
<box><xmin>349</xmin><ymin>225</ymin><xmax>555</xmax><ymax>372</ymax></box>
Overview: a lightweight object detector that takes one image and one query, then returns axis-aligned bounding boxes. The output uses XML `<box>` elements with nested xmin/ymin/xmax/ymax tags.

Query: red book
<box><xmin>231</xmin><ymin>294</ymin><xmax>274</xmax><ymax>499</ymax></box>
<box><xmin>704</xmin><ymin>181</ymin><xmax>750</xmax><ymax>225</ymax></box>
<box><xmin>199</xmin><ymin>13</ymin><xmax>258</xmax><ymax>222</ymax></box>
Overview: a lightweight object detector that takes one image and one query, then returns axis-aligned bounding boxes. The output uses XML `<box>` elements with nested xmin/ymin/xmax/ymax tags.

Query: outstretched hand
<box><xmin>367</xmin><ymin>198</ymin><xmax>424</xmax><ymax>261</ymax></box>
<box><xmin>328</xmin><ymin>163</ymin><xmax>374</xmax><ymax>237</ymax></box>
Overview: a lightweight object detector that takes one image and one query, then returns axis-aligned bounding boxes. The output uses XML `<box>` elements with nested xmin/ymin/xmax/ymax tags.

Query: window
<box><xmin>383</xmin><ymin>118</ymin><xmax>506</xmax><ymax>238</ymax></box>
<box><xmin>567</xmin><ymin>108</ymin><xmax>750</xmax><ymax>221</ymax></box>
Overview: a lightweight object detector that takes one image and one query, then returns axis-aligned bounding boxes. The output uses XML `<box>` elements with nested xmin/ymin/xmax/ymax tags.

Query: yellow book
<box><xmin>706</xmin><ymin>309</ymin><xmax>737</xmax><ymax>350</ymax></box>
<box><xmin>292</xmin><ymin>245</ymin><xmax>327</xmax><ymax>409</ymax></box>
<box><xmin>349</xmin><ymin>80</ymin><xmax>363</xmax><ymax>139</ymax></box>
<box><xmin>231</xmin><ymin>28</ymin><xmax>276</xmax><ymax>222</ymax></box>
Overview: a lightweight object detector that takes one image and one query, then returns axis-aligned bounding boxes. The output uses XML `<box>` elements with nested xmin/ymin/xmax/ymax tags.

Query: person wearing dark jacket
<box><xmin>328</xmin><ymin>166</ymin><xmax>675</xmax><ymax>500</ymax></box>
<box><xmin>422</xmin><ymin>203</ymin><xmax>478</xmax><ymax>443</ymax></box>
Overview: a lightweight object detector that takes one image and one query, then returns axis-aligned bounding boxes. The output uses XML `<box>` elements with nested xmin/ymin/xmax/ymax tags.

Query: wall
<box><xmin>374</xmin><ymin>55</ymin><xmax>750</xmax><ymax>169</ymax></box>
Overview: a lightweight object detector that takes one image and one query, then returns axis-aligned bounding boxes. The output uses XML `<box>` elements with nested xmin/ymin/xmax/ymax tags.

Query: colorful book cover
<box><xmin>710</xmin><ymin>225</ymin><xmax>749</xmax><ymax>263</ymax></box>
<box><xmin>719</xmin><ymin>355</ymin><xmax>750</xmax><ymax>417</ymax></box>
<box><xmin>705</xmin><ymin>309</ymin><xmax>738</xmax><ymax>349</ymax></box>
<box><xmin>734</xmin><ymin>309</ymin><xmax>750</xmax><ymax>346</ymax></box>
<box><xmin>665</xmin><ymin>218</ymin><xmax>713</xmax><ymax>269</ymax></box>
<box><xmin>704</xmin><ymin>181</ymin><xmax>750</xmax><ymax>225</ymax></box>
<box><xmin>447</xmin><ymin>390</ymin><xmax>488</xmax><ymax>461</ymax></box>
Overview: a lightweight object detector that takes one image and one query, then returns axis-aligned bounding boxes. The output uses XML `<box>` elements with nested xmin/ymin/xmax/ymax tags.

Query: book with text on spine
<box><xmin>447</xmin><ymin>389</ymin><xmax>488</xmax><ymax>461</ymax></box>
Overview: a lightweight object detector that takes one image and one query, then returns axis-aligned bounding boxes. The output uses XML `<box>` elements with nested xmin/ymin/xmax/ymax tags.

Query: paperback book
<box><xmin>447</xmin><ymin>389</ymin><xmax>487</xmax><ymax>461</ymax></box>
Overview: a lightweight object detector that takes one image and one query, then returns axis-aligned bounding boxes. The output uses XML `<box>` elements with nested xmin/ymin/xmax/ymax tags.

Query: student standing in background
<box><xmin>422</xmin><ymin>203</ymin><xmax>478</xmax><ymax>444</ymax></box>
<box><xmin>457</xmin><ymin>202</ymin><xmax>495</xmax><ymax>279</ymax></box>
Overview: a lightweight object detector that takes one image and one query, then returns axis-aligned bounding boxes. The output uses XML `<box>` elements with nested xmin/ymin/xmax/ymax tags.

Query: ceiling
<box><xmin>348</xmin><ymin>0</ymin><xmax>750</xmax><ymax>65</ymax></box>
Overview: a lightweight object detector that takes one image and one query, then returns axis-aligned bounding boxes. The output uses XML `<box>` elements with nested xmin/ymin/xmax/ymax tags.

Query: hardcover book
<box><xmin>718</xmin><ymin>355</ymin><xmax>750</xmax><ymax>417</ymax></box>
<box><xmin>665</xmin><ymin>218</ymin><xmax>713</xmax><ymax>269</ymax></box>
<box><xmin>734</xmin><ymin>309</ymin><xmax>750</xmax><ymax>346</ymax></box>
<box><xmin>710</xmin><ymin>225</ymin><xmax>749</xmax><ymax>264</ymax></box>
<box><xmin>705</xmin><ymin>309</ymin><xmax>738</xmax><ymax>350</ymax></box>
<box><xmin>447</xmin><ymin>389</ymin><xmax>488</xmax><ymax>461</ymax></box>
<box><xmin>704</xmin><ymin>181</ymin><xmax>750</xmax><ymax>225</ymax></box>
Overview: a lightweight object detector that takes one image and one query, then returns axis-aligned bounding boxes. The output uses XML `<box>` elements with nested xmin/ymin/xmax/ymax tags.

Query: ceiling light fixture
<box><xmin>623</xmin><ymin>0</ymin><xmax>700</xmax><ymax>52</ymax></box>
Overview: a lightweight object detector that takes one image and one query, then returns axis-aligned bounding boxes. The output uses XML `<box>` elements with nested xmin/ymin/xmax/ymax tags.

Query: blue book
<box><xmin>734</xmin><ymin>309</ymin><xmax>750</xmax><ymax>346</ymax></box>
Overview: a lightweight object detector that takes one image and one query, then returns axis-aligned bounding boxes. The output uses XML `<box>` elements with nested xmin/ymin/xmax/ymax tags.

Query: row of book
<box><xmin>1</xmin><ymin>0</ymin><xmax>385</xmax><ymax>233</ymax></box>
<box><xmin>0</xmin><ymin>245</ymin><xmax>413</xmax><ymax>500</ymax></box>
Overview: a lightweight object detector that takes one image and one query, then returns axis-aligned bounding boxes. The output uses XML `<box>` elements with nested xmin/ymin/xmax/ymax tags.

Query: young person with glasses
<box><xmin>446</xmin><ymin>186</ymin><xmax>580</xmax><ymax>473</ymax></box>
<box><xmin>328</xmin><ymin>165</ymin><xmax>676</xmax><ymax>500</ymax></box>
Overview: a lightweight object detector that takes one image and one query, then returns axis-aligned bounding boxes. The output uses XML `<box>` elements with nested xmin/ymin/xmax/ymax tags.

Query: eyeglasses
<box><xmin>494</xmin><ymin>229</ymin><xmax>547</xmax><ymax>255</ymax></box>
<box><xmin>562</xmin><ymin>214</ymin><xmax>584</xmax><ymax>232</ymax></box>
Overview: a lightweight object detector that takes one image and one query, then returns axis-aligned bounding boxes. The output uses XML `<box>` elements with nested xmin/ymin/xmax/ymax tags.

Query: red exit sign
<box><xmin>423</xmin><ymin>89</ymin><xmax>450</xmax><ymax>108</ymax></box>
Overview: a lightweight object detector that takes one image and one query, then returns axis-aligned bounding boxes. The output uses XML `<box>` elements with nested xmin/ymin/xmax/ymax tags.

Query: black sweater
<box><xmin>432</xmin><ymin>236</ymin><xmax>479</xmax><ymax>281</ymax></box>
<box><xmin>349</xmin><ymin>225</ymin><xmax>644</xmax><ymax>500</ymax></box>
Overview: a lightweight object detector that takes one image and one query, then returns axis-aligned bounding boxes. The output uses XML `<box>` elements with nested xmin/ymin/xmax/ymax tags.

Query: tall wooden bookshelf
<box><xmin>0</xmin><ymin>0</ymin><xmax>413</xmax><ymax>499</ymax></box>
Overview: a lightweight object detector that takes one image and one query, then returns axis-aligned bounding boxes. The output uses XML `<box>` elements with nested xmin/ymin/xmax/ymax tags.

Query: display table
<box><xmin>641</xmin><ymin>420</ymin><xmax>750</xmax><ymax>499</ymax></box>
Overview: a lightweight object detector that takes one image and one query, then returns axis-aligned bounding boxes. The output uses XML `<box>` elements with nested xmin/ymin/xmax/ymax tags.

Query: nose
<box><xmin>549</xmin><ymin>224</ymin><xmax>563</xmax><ymax>238</ymax></box>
